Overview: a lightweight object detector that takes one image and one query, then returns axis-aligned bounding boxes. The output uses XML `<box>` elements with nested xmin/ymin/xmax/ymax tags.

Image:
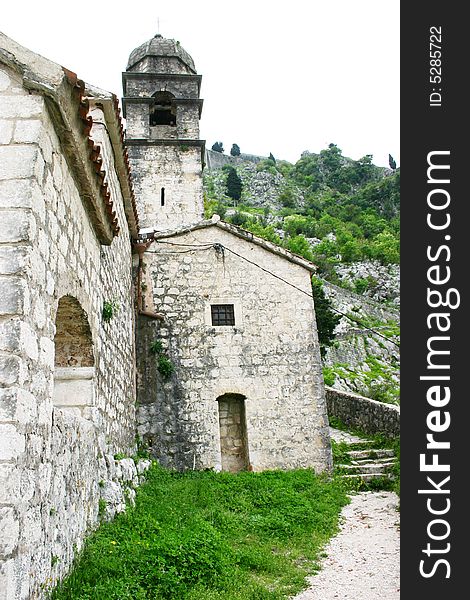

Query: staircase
<box><xmin>330</xmin><ymin>429</ymin><xmax>398</xmax><ymax>484</ymax></box>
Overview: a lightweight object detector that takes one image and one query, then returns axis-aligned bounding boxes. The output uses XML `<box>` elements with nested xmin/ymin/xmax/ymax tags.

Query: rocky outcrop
<box><xmin>323</xmin><ymin>283</ymin><xmax>400</xmax><ymax>404</ymax></box>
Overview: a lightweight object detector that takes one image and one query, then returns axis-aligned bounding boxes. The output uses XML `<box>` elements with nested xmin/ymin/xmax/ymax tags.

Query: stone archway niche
<box><xmin>217</xmin><ymin>393</ymin><xmax>249</xmax><ymax>472</ymax></box>
<box><xmin>52</xmin><ymin>295</ymin><xmax>95</xmax><ymax>417</ymax></box>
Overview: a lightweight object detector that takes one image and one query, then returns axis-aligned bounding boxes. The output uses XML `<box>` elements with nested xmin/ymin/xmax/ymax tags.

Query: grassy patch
<box><xmin>50</xmin><ymin>466</ymin><xmax>349</xmax><ymax>600</ymax></box>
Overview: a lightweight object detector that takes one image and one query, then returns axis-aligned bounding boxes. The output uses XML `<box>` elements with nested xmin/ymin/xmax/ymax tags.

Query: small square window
<box><xmin>211</xmin><ymin>304</ymin><xmax>235</xmax><ymax>326</ymax></box>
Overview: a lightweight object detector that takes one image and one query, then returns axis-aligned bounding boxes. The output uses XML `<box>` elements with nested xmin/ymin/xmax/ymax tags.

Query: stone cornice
<box><xmin>122</xmin><ymin>72</ymin><xmax>202</xmax><ymax>95</ymax></box>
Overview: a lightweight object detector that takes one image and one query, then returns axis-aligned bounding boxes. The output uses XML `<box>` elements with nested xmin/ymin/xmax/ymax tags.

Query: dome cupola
<box><xmin>126</xmin><ymin>34</ymin><xmax>196</xmax><ymax>74</ymax></box>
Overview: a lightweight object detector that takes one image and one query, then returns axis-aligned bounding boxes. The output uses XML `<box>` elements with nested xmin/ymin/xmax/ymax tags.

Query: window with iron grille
<box><xmin>211</xmin><ymin>304</ymin><xmax>235</xmax><ymax>326</ymax></box>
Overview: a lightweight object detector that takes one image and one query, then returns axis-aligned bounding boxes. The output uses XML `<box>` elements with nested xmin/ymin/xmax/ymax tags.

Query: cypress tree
<box><xmin>226</xmin><ymin>166</ymin><xmax>243</xmax><ymax>202</ymax></box>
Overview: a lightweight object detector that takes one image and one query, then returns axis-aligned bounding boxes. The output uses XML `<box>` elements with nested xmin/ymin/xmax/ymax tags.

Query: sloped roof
<box><xmin>152</xmin><ymin>217</ymin><xmax>317</xmax><ymax>273</ymax></box>
<box><xmin>0</xmin><ymin>32</ymin><xmax>139</xmax><ymax>241</ymax></box>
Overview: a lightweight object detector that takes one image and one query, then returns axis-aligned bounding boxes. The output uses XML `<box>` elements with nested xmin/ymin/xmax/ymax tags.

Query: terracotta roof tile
<box><xmin>63</xmin><ymin>67</ymin><xmax>121</xmax><ymax>237</ymax></box>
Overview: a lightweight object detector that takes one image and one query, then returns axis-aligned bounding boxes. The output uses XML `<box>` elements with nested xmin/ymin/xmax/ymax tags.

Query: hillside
<box><xmin>203</xmin><ymin>145</ymin><xmax>400</xmax><ymax>404</ymax></box>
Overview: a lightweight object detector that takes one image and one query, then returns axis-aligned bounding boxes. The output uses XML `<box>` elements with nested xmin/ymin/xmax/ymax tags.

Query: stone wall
<box><xmin>0</xmin><ymin>58</ymin><xmax>138</xmax><ymax>598</ymax></box>
<box><xmin>127</xmin><ymin>143</ymin><xmax>204</xmax><ymax>231</ymax></box>
<box><xmin>136</xmin><ymin>224</ymin><xmax>332</xmax><ymax>473</ymax></box>
<box><xmin>204</xmin><ymin>149</ymin><xmax>265</xmax><ymax>171</ymax></box>
<box><xmin>325</xmin><ymin>386</ymin><xmax>400</xmax><ymax>437</ymax></box>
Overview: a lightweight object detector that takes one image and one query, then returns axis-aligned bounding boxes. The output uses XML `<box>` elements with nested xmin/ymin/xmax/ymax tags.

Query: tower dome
<box><xmin>127</xmin><ymin>34</ymin><xmax>196</xmax><ymax>74</ymax></box>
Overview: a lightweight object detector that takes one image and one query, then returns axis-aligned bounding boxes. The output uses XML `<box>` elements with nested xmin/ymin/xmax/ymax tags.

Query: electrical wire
<box><xmin>221</xmin><ymin>245</ymin><xmax>400</xmax><ymax>348</ymax></box>
<box><xmin>145</xmin><ymin>239</ymin><xmax>400</xmax><ymax>347</ymax></box>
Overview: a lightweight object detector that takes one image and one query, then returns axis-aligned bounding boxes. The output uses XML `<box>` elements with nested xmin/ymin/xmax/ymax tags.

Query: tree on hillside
<box><xmin>311</xmin><ymin>277</ymin><xmax>341</xmax><ymax>359</ymax></box>
<box><xmin>389</xmin><ymin>154</ymin><xmax>397</xmax><ymax>170</ymax></box>
<box><xmin>225</xmin><ymin>166</ymin><xmax>243</xmax><ymax>202</ymax></box>
<box><xmin>211</xmin><ymin>141</ymin><xmax>224</xmax><ymax>153</ymax></box>
<box><xmin>269</xmin><ymin>152</ymin><xmax>276</xmax><ymax>163</ymax></box>
<box><xmin>230</xmin><ymin>143</ymin><xmax>241</xmax><ymax>156</ymax></box>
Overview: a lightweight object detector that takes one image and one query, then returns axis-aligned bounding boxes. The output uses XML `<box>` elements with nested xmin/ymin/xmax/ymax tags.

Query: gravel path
<box><xmin>293</xmin><ymin>491</ymin><xmax>400</xmax><ymax>600</ymax></box>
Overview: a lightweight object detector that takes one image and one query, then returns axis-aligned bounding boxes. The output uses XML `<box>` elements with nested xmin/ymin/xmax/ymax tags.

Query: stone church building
<box><xmin>0</xmin><ymin>31</ymin><xmax>331</xmax><ymax>597</ymax></box>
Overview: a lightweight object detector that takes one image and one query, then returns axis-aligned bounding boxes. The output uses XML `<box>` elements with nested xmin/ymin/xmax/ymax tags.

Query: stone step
<box><xmin>350</xmin><ymin>457</ymin><xmax>396</xmax><ymax>466</ymax></box>
<box><xmin>341</xmin><ymin>440</ymin><xmax>375</xmax><ymax>449</ymax></box>
<box><xmin>341</xmin><ymin>473</ymin><xmax>395</xmax><ymax>483</ymax></box>
<box><xmin>337</xmin><ymin>461</ymin><xmax>395</xmax><ymax>474</ymax></box>
<box><xmin>348</xmin><ymin>449</ymin><xmax>395</xmax><ymax>460</ymax></box>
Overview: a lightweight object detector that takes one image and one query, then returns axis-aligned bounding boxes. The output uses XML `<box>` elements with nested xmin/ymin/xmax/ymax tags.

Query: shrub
<box><xmin>102</xmin><ymin>300</ymin><xmax>119</xmax><ymax>323</ymax></box>
<box><xmin>158</xmin><ymin>355</ymin><xmax>174</xmax><ymax>380</ymax></box>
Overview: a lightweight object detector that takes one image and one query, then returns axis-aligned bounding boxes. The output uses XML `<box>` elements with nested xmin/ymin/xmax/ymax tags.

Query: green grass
<box><xmin>50</xmin><ymin>465</ymin><xmax>349</xmax><ymax>600</ymax></box>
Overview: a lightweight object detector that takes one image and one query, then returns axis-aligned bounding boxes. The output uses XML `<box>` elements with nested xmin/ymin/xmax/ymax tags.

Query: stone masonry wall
<box><xmin>124</xmin><ymin>77</ymin><xmax>200</xmax><ymax>101</ymax></box>
<box><xmin>0</xmin><ymin>64</ymin><xmax>138</xmax><ymax>598</ymax></box>
<box><xmin>128</xmin><ymin>143</ymin><xmax>204</xmax><ymax>231</ymax></box>
<box><xmin>325</xmin><ymin>386</ymin><xmax>400</xmax><ymax>437</ymax></box>
<box><xmin>204</xmin><ymin>149</ymin><xmax>265</xmax><ymax>171</ymax></box>
<box><xmin>136</xmin><ymin>224</ymin><xmax>332</xmax><ymax>473</ymax></box>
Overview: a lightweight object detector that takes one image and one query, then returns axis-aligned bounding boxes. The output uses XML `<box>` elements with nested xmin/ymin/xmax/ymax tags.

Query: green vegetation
<box><xmin>311</xmin><ymin>278</ymin><xmax>341</xmax><ymax>359</ymax></box>
<box><xmin>149</xmin><ymin>339</ymin><xmax>175</xmax><ymax>380</ymax></box>
<box><xmin>98</xmin><ymin>499</ymin><xmax>107</xmax><ymax>519</ymax></box>
<box><xmin>211</xmin><ymin>142</ymin><xmax>224</xmax><ymax>153</ymax></box>
<box><xmin>326</xmin><ymin>354</ymin><xmax>399</xmax><ymax>405</ymax></box>
<box><xmin>149</xmin><ymin>340</ymin><xmax>164</xmax><ymax>355</ymax></box>
<box><xmin>157</xmin><ymin>355</ymin><xmax>175</xmax><ymax>380</ymax></box>
<box><xmin>322</xmin><ymin>366</ymin><xmax>336</xmax><ymax>386</ymax></box>
<box><xmin>230</xmin><ymin>143</ymin><xmax>241</xmax><ymax>157</ymax></box>
<box><xmin>224</xmin><ymin>165</ymin><xmax>243</xmax><ymax>202</ymax></box>
<box><xmin>329</xmin><ymin>416</ymin><xmax>400</xmax><ymax>496</ymax></box>
<box><xmin>50</xmin><ymin>465</ymin><xmax>350</xmax><ymax>600</ymax></box>
<box><xmin>204</xmin><ymin>144</ymin><xmax>400</xmax><ymax>282</ymax></box>
<box><xmin>102</xmin><ymin>300</ymin><xmax>119</xmax><ymax>323</ymax></box>
<box><xmin>345</xmin><ymin>314</ymin><xmax>400</xmax><ymax>341</ymax></box>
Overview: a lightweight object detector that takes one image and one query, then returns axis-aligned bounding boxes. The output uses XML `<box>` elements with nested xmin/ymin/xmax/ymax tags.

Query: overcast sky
<box><xmin>2</xmin><ymin>0</ymin><xmax>399</xmax><ymax>167</ymax></box>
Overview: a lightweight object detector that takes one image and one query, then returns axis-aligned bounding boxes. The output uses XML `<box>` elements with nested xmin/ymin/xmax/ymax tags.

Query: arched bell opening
<box><xmin>150</xmin><ymin>91</ymin><xmax>176</xmax><ymax>126</ymax></box>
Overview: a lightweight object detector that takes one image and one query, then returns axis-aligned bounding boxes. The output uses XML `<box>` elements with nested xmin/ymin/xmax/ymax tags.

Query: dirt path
<box><xmin>293</xmin><ymin>491</ymin><xmax>400</xmax><ymax>600</ymax></box>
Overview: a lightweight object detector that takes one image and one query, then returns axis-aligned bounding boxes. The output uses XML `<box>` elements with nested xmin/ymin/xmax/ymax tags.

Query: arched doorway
<box><xmin>217</xmin><ymin>393</ymin><xmax>249</xmax><ymax>472</ymax></box>
<box><xmin>52</xmin><ymin>295</ymin><xmax>95</xmax><ymax>416</ymax></box>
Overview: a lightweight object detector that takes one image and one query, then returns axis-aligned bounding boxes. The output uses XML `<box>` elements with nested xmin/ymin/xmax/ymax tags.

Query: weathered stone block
<box><xmin>0</xmin><ymin>507</ymin><xmax>20</xmax><ymax>556</ymax></box>
<box><xmin>0</xmin><ymin>355</ymin><xmax>22</xmax><ymax>386</ymax></box>
<box><xmin>13</xmin><ymin>119</ymin><xmax>42</xmax><ymax>143</ymax></box>
<box><xmin>0</xmin><ymin>179</ymin><xmax>33</xmax><ymax>209</ymax></box>
<box><xmin>0</xmin><ymin>465</ymin><xmax>20</xmax><ymax>503</ymax></box>
<box><xmin>0</xmin><ymin>246</ymin><xmax>29</xmax><ymax>275</ymax></box>
<box><xmin>39</xmin><ymin>336</ymin><xmax>55</xmax><ymax>368</ymax></box>
<box><xmin>0</xmin><ymin>424</ymin><xmax>25</xmax><ymax>460</ymax></box>
<box><xmin>0</xmin><ymin>210</ymin><xmax>33</xmax><ymax>243</ymax></box>
<box><xmin>0</xmin><ymin>319</ymin><xmax>20</xmax><ymax>353</ymax></box>
<box><xmin>19</xmin><ymin>322</ymin><xmax>38</xmax><ymax>360</ymax></box>
<box><xmin>0</xmin><ymin>277</ymin><xmax>27</xmax><ymax>315</ymax></box>
<box><xmin>0</xmin><ymin>558</ymin><xmax>16</xmax><ymax>600</ymax></box>
<box><xmin>0</xmin><ymin>95</ymin><xmax>43</xmax><ymax>119</ymax></box>
<box><xmin>0</xmin><ymin>388</ymin><xmax>37</xmax><ymax>424</ymax></box>
<box><xmin>0</xmin><ymin>119</ymin><xmax>13</xmax><ymax>144</ymax></box>
<box><xmin>0</xmin><ymin>145</ymin><xmax>38</xmax><ymax>179</ymax></box>
<box><xmin>53</xmin><ymin>367</ymin><xmax>95</xmax><ymax>410</ymax></box>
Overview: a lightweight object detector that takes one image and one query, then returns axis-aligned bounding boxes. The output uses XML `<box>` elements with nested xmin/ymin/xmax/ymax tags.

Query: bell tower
<box><xmin>123</xmin><ymin>34</ymin><xmax>205</xmax><ymax>231</ymax></box>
